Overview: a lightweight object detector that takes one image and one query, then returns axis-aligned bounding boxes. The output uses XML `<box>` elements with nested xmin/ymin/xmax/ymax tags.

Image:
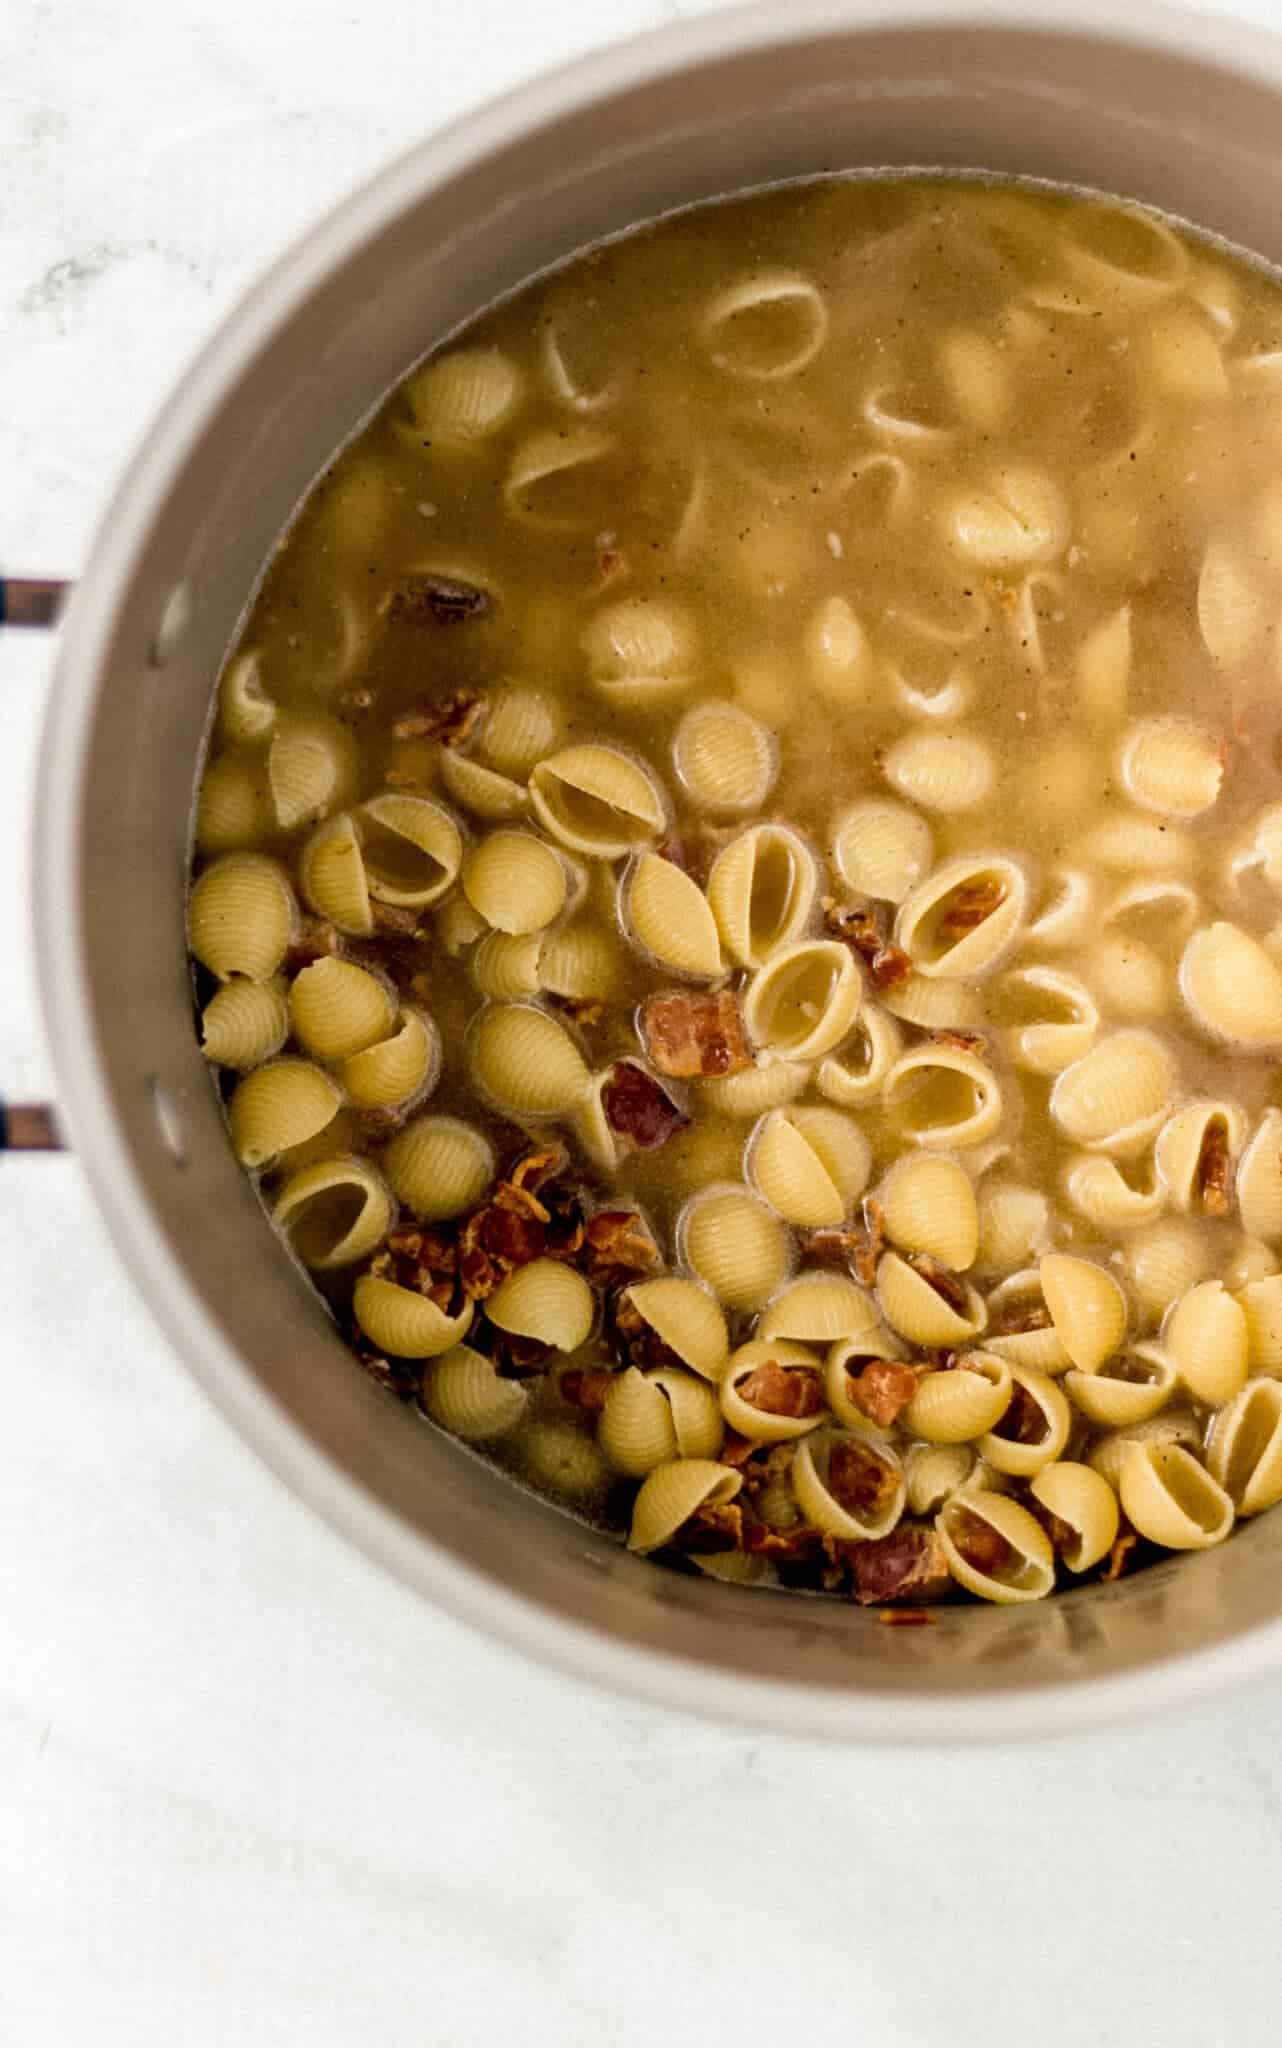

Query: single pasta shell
<box><xmin>1077</xmin><ymin>808</ymin><xmax>1194</xmax><ymax>874</ymax></box>
<box><xmin>288</xmin><ymin>957</ymin><xmax>396</xmax><ymax>1062</ymax></box>
<box><xmin>748</xmin><ymin>1107</ymin><xmax>869</xmax><ymax>1228</ymax></box>
<box><xmin>1065</xmin><ymin>1342</ymin><xmax>1177</xmax><ymax>1428</ymax></box>
<box><xmin>905</xmin><ymin>1441</ymin><xmax>976</xmax><ymax>1515</ymax></box>
<box><xmin>627</xmin><ymin>1460</ymin><xmax>741</xmax><ymax>1554</ymax></box>
<box><xmin>1049</xmin><ymin>1030</ymin><xmax>1174</xmax><ymax>1154</ymax></box>
<box><xmin>200</xmin><ymin>978</ymin><xmax>289</xmax><ymax>1071</ymax></box>
<box><xmin>217</xmin><ymin>650</ymin><xmax>276</xmax><ymax>745</ymax></box>
<box><xmin>700</xmin><ymin>267</ymin><xmax>829</xmax><ymax>381</ymax></box>
<box><xmin>673</xmin><ymin>702</ymin><xmax>777</xmax><ymax>814</ymax></box>
<box><xmin>883</xmin><ymin>1043</ymin><xmax>1003</xmax><ymax>1150</ymax></box>
<box><xmin>1075</xmin><ymin>605</ymin><xmax>1132</xmax><ymax>727</ymax></box>
<box><xmin>1165</xmin><ymin>1279</ymin><xmax>1249</xmax><ymax>1405</ymax></box>
<box><xmin>1207</xmin><ymin>1377</ymin><xmax>1282</xmax><ymax>1514</ymax></box>
<box><xmin>879</xmin><ymin>972</ymin><xmax>985</xmax><ymax>1033</ymax></box>
<box><xmin>876</xmin><ymin>1251</ymin><xmax>987</xmax><ymax>1347</ymax></box>
<box><xmin>706</xmin><ymin>824</ymin><xmax>818</xmax><ymax>969</ymax></box>
<box><xmin>881</xmin><ymin>729</ymin><xmax>995</xmax><ymax>813</ymax></box>
<box><xmin>1117</xmin><ymin>717</ymin><xmax>1223</xmax><ymax>819</ymax></box>
<box><xmin>598</xmin><ymin>1367</ymin><xmax>679</xmax><ymax>1477</ymax></box>
<box><xmin>405</xmin><ymin>345</ymin><xmax>523</xmax><ymax>442</ymax></box>
<box><xmin>422</xmin><ymin>1344</ymin><xmax>529</xmax><ymax>1441</ymax></box>
<box><xmin>1121</xmin><ymin>1220</ymin><xmax>1213</xmax><ymax>1326</ymax></box>
<box><xmin>342</xmin><ymin>1008</ymin><xmax>440</xmax><ymax>1110</ymax></box>
<box><xmin>904</xmin><ymin>1356</ymin><xmax>1012</xmax><ymax>1443</ymax></box>
<box><xmin>195</xmin><ymin>755</ymin><xmax>269</xmax><ymax>854</ymax></box>
<box><xmin>1154</xmin><ymin>1100</ymin><xmax>1246</xmax><ymax>1214</ymax></box>
<box><xmin>229</xmin><ymin>1059</ymin><xmax>341</xmax><ymax>1171</ymax></box>
<box><xmin>529</xmin><ymin>744</ymin><xmax>666</xmax><ymax>859</ymax></box>
<box><xmin>438</xmin><ymin>749</ymin><xmax>529</xmax><ymax>823</ymax></box>
<box><xmin>894</xmin><ymin>853</ymin><xmax>1027</xmax><ymax>979</ymax></box>
<box><xmin>539</xmin><ymin>921</ymin><xmax>631</xmax><ymax>1003</ymax></box>
<box><xmin>1029</xmin><ymin>1462</ymin><xmax>1120</xmax><ymax>1572</ymax></box>
<box><xmin>976</xmin><ymin>1181</ymin><xmax>1050</xmax><ymax>1274</ymax></box>
<box><xmin>879</xmin><ymin>1154</ymin><xmax>978</xmax><ymax>1271</ymax></box>
<box><xmin>1238</xmin><ymin>1273</ymin><xmax>1282</xmax><ymax>1372</ymax></box>
<box><xmin>1025</xmin><ymin>865</ymin><xmax>1095</xmax><ymax>950</ymax></box>
<box><xmin>462</xmin><ymin>830</ymin><xmax>566</xmax><ymax>936</ymax></box>
<box><xmin>1119</xmin><ymin>1443</ymin><xmax>1234</xmax><ymax>1550</ymax></box>
<box><xmin>623</xmin><ymin>1277</ymin><xmax>729</xmax><ymax>1381</ymax></box>
<box><xmin>268</xmin><ymin>716</ymin><xmax>356</xmax><ymax>831</ymax></box>
<box><xmin>384</xmin><ymin>1115</ymin><xmax>495</xmax><ymax>1221</ymax></box>
<box><xmin>758</xmin><ymin>1272</ymin><xmax>881</xmax><ymax>1344</ymax></box>
<box><xmin>478</xmin><ymin>685</ymin><xmax>564</xmax><ymax>780</ymax></box>
<box><xmin>352</xmin><ymin>1274</ymin><xmax>473</xmax><ymax>1359</ymax></box>
<box><xmin>1197</xmin><ymin>539</ymin><xmax>1266</xmax><ymax>668</ymax></box>
<box><xmin>743</xmin><ymin>940</ymin><xmax>862</xmax><ymax>1062</ymax></box>
<box><xmin>1222</xmin><ymin>1237</ymin><xmax>1281</xmax><ymax>1292</ymax></box>
<box><xmin>831</xmin><ymin>798</ymin><xmax>932</xmax><ymax>904</ymax></box>
<box><xmin>272</xmin><ymin>1155</ymin><xmax>392</xmax><ymax>1269</ymax></box>
<box><xmin>469</xmin><ymin>930</ymin><xmax>543</xmax><ymax>1001</ymax></box>
<box><xmin>804</xmin><ymin>595</ymin><xmax>874</xmax><ymax>703</ymax></box>
<box><xmin>977</xmin><ymin>1364</ymin><xmax>1071</xmax><ymax>1477</ymax></box>
<box><xmin>720</xmin><ymin>1352</ymin><xmax>827</xmax><ymax>1444</ymax></box>
<box><xmin>1087</xmin><ymin>1410</ymin><xmax>1201</xmax><ymax>1492</ymax></box>
<box><xmin>469</xmin><ymin>1003</ymin><xmax>590</xmax><ymax>1116</ymax></box>
<box><xmin>994</xmin><ymin>965</ymin><xmax>1099</xmax><ymax>1077</ymax></box>
<box><xmin>519</xmin><ymin>1422</ymin><xmax>609</xmax><ymax>1502</ymax></box>
<box><xmin>936</xmin><ymin>1490</ymin><xmax>1055</xmax><ymax>1604</ymax></box>
<box><xmin>189</xmin><ymin>853</ymin><xmax>295</xmax><ymax>982</ymax></box>
<box><xmin>1180</xmin><ymin>921</ymin><xmax>1282</xmax><ymax>1050</ymax></box>
<box><xmin>1238</xmin><ymin>1109</ymin><xmax>1282</xmax><ymax>1241</ymax></box>
<box><xmin>299</xmin><ymin>813</ymin><xmax>373</xmax><ymax>935</ymax></box>
<box><xmin>700</xmin><ymin>1058</ymin><xmax>811</xmax><ymax>1119</ymax></box>
<box><xmin>1040</xmin><ymin>1253</ymin><xmax>1127</xmax><ymax>1373</ymax></box>
<box><xmin>486</xmin><ymin>1259</ymin><xmax>593</xmax><ymax>1351</ymax></box>
<box><xmin>942</xmin><ymin>465</ymin><xmax>1069</xmax><ymax>569</ymax></box>
<box><xmin>679</xmin><ymin>1186</ymin><xmax>793</xmax><ymax>1311</ymax></box>
<box><xmin>358</xmin><ymin>793</ymin><xmax>463</xmax><ymax>909</ymax></box>
<box><xmin>582</xmin><ymin>596</ymin><xmax>695</xmax><ymax>699</ymax></box>
<box><xmin>791</xmin><ymin>1428</ymin><xmax>905</xmax><ymax>1541</ymax></box>
<box><xmin>624</xmin><ymin>853</ymin><xmax>723</xmax><ymax>979</ymax></box>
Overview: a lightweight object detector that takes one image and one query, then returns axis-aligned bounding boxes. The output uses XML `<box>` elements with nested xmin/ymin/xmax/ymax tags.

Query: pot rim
<box><xmin>34</xmin><ymin>0</ymin><xmax>1282</xmax><ymax>1741</ymax></box>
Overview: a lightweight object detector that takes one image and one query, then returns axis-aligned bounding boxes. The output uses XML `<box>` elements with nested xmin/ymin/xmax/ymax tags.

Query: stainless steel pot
<box><xmin>29</xmin><ymin>0</ymin><xmax>1282</xmax><ymax>1738</ymax></box>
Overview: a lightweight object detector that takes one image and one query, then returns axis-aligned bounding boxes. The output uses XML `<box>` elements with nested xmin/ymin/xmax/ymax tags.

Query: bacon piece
<box><xmin>391</xmin><ymin>691</ymin><xmax>485</xmax><ymax>745</ymax></box>
<box><xmin>906</xmin><ymin>1252</ymin><xmax>970</xmax><ymax>1316</ymax></box>
<box><xmin>601</xmin><ymin>1062</ymin><xmax>690</xmax><ymax>1150</ymax></box>
<box><xmin>559</xmin><ymin>1366</ymin><xmax>615</xmax><ymax>1412</ymax></box>
<box><xmin>582</xmin><ymin>1209</ymin><xmax>659</xmax><ymax>1287</ymax></box>
<box><xmin>370</xmin><ymin>901</ymin><xmax>424</xmax><ymax>938</ymax></box>
<box><xmin>1100</xmin><ymin>1526</ymin><xmax>1139</xmax><ymax>1583</ymax></box>
<box><xmin>869</xmin><ymin>944</ymin><xmax>913</xmax><ymax>990</ymax></box>
<box><xmin>878</xmin><ymin>1607</ymin><xmax>935</xmax><ymax>1627</ymax></box>
<box><xmin>850</xmin><ymin>1522</ymin><xmax>951</xmax><ymax>1606</ymax></box>
<box><xmin>936</xmin><ymin>877</ymin><xmax>1006</xmax><ymax>943</ymax></box>
<box><xmin>680</xmin><ymin>1501</ymin><xmax>745</xmax><ymax>1553</ymax></box>
<box><xmin>988</xmin><ymin>1301</ymin><xmax>1052</xmax><ymax>1337</ymax></box>
<box><xmin>366</xmin><ymin>1227</ymin><xmax>466</xmax><ymax>1320</ymax></box>
<box><xmin>640</xmin><ymin>990</ymin><xmax>751</xmax><ymax>1078</ymax></box>
<box><xmin>845</xmin><ymin>1357</ymin><xmax>919</xmax><ymax>1428</ymax></box>
<box><xmin>609</xmin><ymin>1292</ymin><xmax>683</xmax><ymax>1371</ymax></box>
<box><xmin>283</xmin><ymin>914</ymin><xmax>342</xmax><ymax>973</ymax></box>
<box><xmin>802</xmin><ymin>1198</ymin><xmax>885</xmax><ymax>1288</ymax></box>
<box><xmin>949</xmin><ymin>1504</ymin><xmax>1014</xmax><ymax>1577</ymax></box>
<box><xmin>828</xmin><ymin>1438</ymin><xmax>900</xmax><ymax>1519</ymax></box>
<box><xmin>822</xmin><ymin>902</ymin><xmax>912</xmax><ymax>990</ymax></box>
<box><xmin>736</xmin><ymin>1360</ymin><xmax>824</xmax><ymax>1419</ymax></box>
<box><xmin>930</xmin><ymin>1027</ymin><xmax>987</xmax><ymax>1055</ymax></box>
<box><xmin>1197</xmin><ymin>1118</ymin><xmax>1232</xmax><ymax>1217</ymax></box>
<box><xmin>991</xmin><ymin>1379</ymin><xmax>1047</xmax><ymax>1446</ymax></box>
<box><xmin>382</xmin><ymin>573</ymin><xmax>492</xmax><ymax>625</ymax></box>
<box><xmin>510</xmin><ymin>1145</ymin><xmax>568</xmax><ymax>1194</ymax></box>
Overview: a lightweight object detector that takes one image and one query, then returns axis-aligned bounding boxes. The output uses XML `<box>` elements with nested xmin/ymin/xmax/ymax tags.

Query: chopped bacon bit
<box><xmin>937</xmin><ymin>877</ymin><xmax>1006</xmax><ymax>943</ymax></box>
<box><xmin>878</xmin><ymin>1607</ymin><xmax>935</xmax><ymax>1626</ymax></box>
<box><xmin>283</xmin><ymin>915</ymin><xmax>342</xmax><ymax>973</ymax></box>
<box><xmin>825</xmin><ymin>901</ymin><xmax>886</xmax><ymax>961</ymax></box>
<box><xmin>367</xmin><ymin>1227</ymin><xmax>465</xmax><ymax>1318</ymax></box>
<box><xmin>582</xmin><ymin>1209</ymin><xmax>659</xmax><ymax>1287</ymax></box>
<box><xmin>382</xmin><ymin>573</ymin><xmax>492</xmax><ymax>625</ymax></box>
<box><xmin>510</xmin><ymin>1145</ymin><xmax>568</xmax><ymax>1194</ymax></box>
<box><xmin>560</xmin><ymin>1365</ymin><xmax>615</xmax><ymax>1412</ymax></box>
<box><xmin>640</xmin><ymin>990</ymin><xmax>751</xmax><ymax>1078</ymax></box>
<box><xmin>930</xmin><ymin>1027</ymin><xmax>987</xmax><ymax>1054</ymax></box>
<box><xmin>988</xmin><ymin>1300</ymin><xmax>1052</xmax><ymax>1337</ymax></box>
<box><xmin>391</xmin><ymin>691</ymin><xmax>485</xmax><ymax>746</ymax></box>
<box><xmin>1100</xmin><ymin>1526</ymin><xmax>1139</xmax><ymax>1583</ymax></box>
<box><xmin>851</xmin><ymin>1522</ymin><xmax>951</xmax><ymax>1606</ymax></box>
<box><xmin>906</xmin><ymin>1252</ymin><xmax>970</xmax><ymax>1316</ymax></box>
<box><xmin>609</xmin><ymin>1292</ymin><xmax>683</xmax><ymax>1371</ymax></box>
<box><xmin>828</xmin><ymin>1438</ymin><xmax>899</xmax><ymax>1519</ymax></box>
<box><xmin>716</xmin><ymin>1431</ymin><xmax>759</xmax><ymax>1470</ymax></box>
<box><xmin>370</xmin><ymin>901</ymin><xmax>424</xmax><ymax>938</ymax></box>
<box><xmin>846</xmin><ymin>1358</ymin><xmax>919</xmax><ymax>1428</ymax></box>
<box><xmin>679</xmin><ymin>1500</ymin><xmax>744</xmax><ymax>1554</ymax></box>
<box><xmin>595</xmin><ymin>535</ymin><xmax>629</xmax><ymax>586</ymax></box>
<box><xmin>742</xmin><ymin>1519</ymin><xmax>823</xmax><ymax>1563</ymax></box>
<box><xmin>488</xmin><ymin>1330</ymin><xmax>554</xmax><ymax>1379</ymax></box>
<box><xmin>991</xmin><ymin>1380</ymin><xmax>1047</xmax><ymax>1446</ymax></box>
<box><xmin>478</xmin><ymin>1202</ymin><xmax>545</xmax><ymax>1269</ymax></box>
<box><xmin>1034</xmin><ymin>1505</ymin><xmax>1079</xmax><ymax>1557</ymax></box>
<box><xmin>802</xmin><ymin>1198</ymin><xmax>885</xmax><ymax>1287</ymax></box>
<box><xmin>950</xmin><ymin>1504</ymin><xmax>1015</xmax><ymax>1577</ymax></box>
<box><xmin>736</xmin><ymin>1360</ymin><xmax>824</xmax><ymax>1419</ymax></box>
<box><xmin>870</xmin><ymin>944</ymin><xmax>914</xmax><ymax>990</ymax></box>
<box><xmin>1197</xmin><ymin>1118</ymin><xmax>1232</xmax><ymax>1217</ymax></box>
<box><xmin>602</xmin><ymin>1062</ymin><xmax>690</xmax><ymax>1150</ymax></box>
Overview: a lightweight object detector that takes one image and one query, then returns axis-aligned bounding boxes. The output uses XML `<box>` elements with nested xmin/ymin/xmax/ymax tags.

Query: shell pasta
<box><xmin>190</xmin><ymin>174</ymin><xmax>1282</xmax><ymax>1611</ymax></box>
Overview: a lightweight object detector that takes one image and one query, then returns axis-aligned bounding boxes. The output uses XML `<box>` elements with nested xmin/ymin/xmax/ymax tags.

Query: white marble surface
<box><xmin>5</xmin><ymin>2</ymin><xmax>1282</xmax><ymax>2041</ymax></box>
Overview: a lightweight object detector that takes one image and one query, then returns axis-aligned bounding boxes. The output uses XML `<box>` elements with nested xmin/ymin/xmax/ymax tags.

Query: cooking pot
<box><xmin>27</xmin><ymin>0</ymin><xmax>1282</xmax><ymax>1739</ymax></box>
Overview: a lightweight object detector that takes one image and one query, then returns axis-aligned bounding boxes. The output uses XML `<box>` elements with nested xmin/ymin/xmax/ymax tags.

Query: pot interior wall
<box><xmin>56</xmin><ymin>14</ymin><xmax>1282</xmax><ymax>1720</ymax></box>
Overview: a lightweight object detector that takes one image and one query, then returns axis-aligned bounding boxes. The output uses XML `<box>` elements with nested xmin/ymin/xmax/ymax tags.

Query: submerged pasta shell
<box><xmin>1066</xmin><ymin>1341</ymin><xmax>1177</xmax><ymax>1427</ymax></box>
<box><xmin>673</xmin><ymin>703</ymin><xmax>776</xmax><ymax>814</ymax></box>
<box><xmin>700</xmin><ymin>267</ymin><xmax>828</xmax><ymax>381</ymax></box>
<box><xmin>1238</xmin><ymin>1109</ymin><xmax>1282</xmax><ymax>1241</ymax></box>
<box><xmin>976</xmin><ymin>1180</ymin><xmax>1050</xmax><ymax>1275</ymax></box>
<box><xmin>469</xmin><ymin>1003</ymin><xmax>590</xmax><ymax>1116</ymax></box>
<box><xmin>879</xmin><ymin>1154</ymin><xmax>978</xmax><ymax>1271</ymax></box>
<box><xmin>1180</xmin><ymin>921</ymin><xmax>1282</xmax><ymax>1049</ymax></box>
<box><xmin>405</xmin><ymin>345</ymin><xmax>523</xmax><ymax>443</ymax></box>
<box><xmin>937</xmin><ymin>1490</ymin><xmax>1055</xmax><ymax>1604</ymax></box>
<box><xmin>189</xmin><ymin>853</ymin><xmax>295</xmax><ymax>982</ymax></box>
<box><xmin>1238</xmin><ymin>1273</ymin><xmax>1282</xmax><ymax>1372</ymax></box>
<box><xmin>384</xmin><ymin>1115</ymin><xmax>495</xmax><ymax>1221</ymax></box>
<box><xmin>1049</xmin><ymin>1030</ymin><xmax>1174</xmax><ymax>1155</ymax></box>
<box><xmin>1120</xmin><ymin>1219</ymin><xmax>1213</xmax><ymax>1326</ymax></box>
<box><xmin>1165</xmin><ymin>1279</ymin><xmax>1249</xmax><ymax>1405</ymax></box>
<box><xmin>342</xmin><ymin>1007</ymin><xmax>439</xmax><ymax>1109</ymax></box>
<box><xmin>469</xmin><ymin>930</ymin><xmax>543</xmax><ymax>1001</ymax></box>
<box><xmin>217</xmin><ymin>651</ymin><xmax>276</xmax><ymax>745</ymax></box>
<box><xmin>288</xmin><ymin>958</ymin><xmax>396</xmax><ymax>1062</ymax></box>
<box><xmin>477</xmin><ymin>685</ymin><xmax>564</xmax><ymax>780</ymax></box>
<box><xmin>831</xmin><ymin>799</ymin><xmax>932</xmax><ymax>904</ymax></box>
<box><xmin>895</xmin><ymin>854</ymin><xmax>1027</xmax><ymax>979</ymax></box>
<box><xmin>195</xmin><ymin>756</ymin><xmax>269</xmax><ymax>854</ymax></box>
<box><xmin>1120</xmin><ymin>1443</ymin><xmax>1234</xmax><ymax>1550</ymax></box>
<box><xmin>803</xmin><ymin>595</ymin><xmax>874</xmax><ymax>703</ymax></box>
<box><xmin>1025</xmin><ymin>865</ymin><xmax>1095</xmax><ymax>951</ymax></box>
<box><xmin>520</xmin><ymin>1421</ymin><xmax>610</xmax><ymax>1502</ymax></box>
<box><xmin>1117</xmin><ymin>718</ymin><xmax>1223</xmax><ymax>819</ymax></box>
<box><xmin>529</xmin><ymin>744</ymin><xmax>666</xmax><ymax>859</ymax></box>
<box><xmin>1198</xmin><ymin>539</ymin><xmax>1267</xmax><ymax>668</ymax></box>
<box><xmin>622</xmin><ymin>1276</ymin><xmax>730</xmax><ymax>1381</ymax></box>
<box><xmin>816</xmin><ymin>1005</ymin><xmax>902</xmax><ymax>1107</ymax></box>
<box><xmin>1207</xmin><ymin>1377</ymin><xmax>1282</xmax><ymax>1514</ymax></box>
<box><xmin>743</xmin><ymin>940</ymin><xmax>861</xmax><ymax>1062</ymax></box>
<box><xmin>942</xmin><ymin>465</ymin><xmax>1069</xmax><ymax>569</ymax></box>
<box><xmin>462</xmin><ymin>830</ymin><xmax>566</xmax><ymax>936</ymax></box>
<box><xmin>422</xmin><ymin>1344</ymin><xmax>528</xmax><ymax>1441</ymax></box>
<box><xmin>995</xmin><ymin>964</ymin><xmax>1099</xmax><ymax>1077</ymax></box>
<box><xmin>583</xmin><ymin>595</ymin><xmax>695</xmax><ymax>704</ymax></box>
<box><xmin>624</xmin><ymin>854</ymin><xmax>723</xmax><ymax>979</ymax></box>
<box><xmin>884</xmin><ymin>1043</ymin><xmax>1002</xmax><ymax>1150</ymax></box>
<box><xmin>299</xmin><ymin>814</ymin><xmax>373</xmax><ymax>936</ymax></box>
<box><xmin>357</xmin><ymin>794</ymin><xmax>462</xmax><ymax>909</ymax></box>
<box><xmin>1075</xmin><ymin>605</ymin><xmax>1132</xmax><ymax>726</ymax></box>
<box><xmin>1029</xmin><ymin>1462</ymin><xmax>1120</xmax><ymax>1572</ymax></box>
<box><xmin>706</xmin><ymin>824</ymin><xmax>817</xmax><ymax>969</ymax></box>
<box><xmin>627</xmin><ymin>1460</ymin><xmax>741</xmax><ymax>1554</ymax></box>
<box><xmin>505</xmin><ymin>426</ymin><xmax>617</xmax><ymax>529</ymax></box>
<box><xmin>747</xmin><ymin>1107</ymin><xmax>870</xmax><ymax>1227</ymax></box>
<box><xmin>268</xmin><ymin>716</ymin><xmax>357</xmax><ymax>831</ymax></box>
<box><xmin>1040</xmin><ymin>1253</ymin><xmax>1127</xmax><ymax>1373</ymax></box>
<box><xmin>679</xmin><ymin>1185</ymin><xmax>793</xmax><ymax>1311</ymax></box>
<box><xmin>200</xmin><ymin>978</ymin><xmax>289</xmax><ymax>1071</ymax></box>
<box><xmin>758</xmin><ymin>1273</ymin><xmax>880</xmax><ymax>1344</ymax></box>
<box><xmin>1077</xmin><ymin>809</ymin><xmax>1194</xmax><ymax>874</ymax></box>
<box><xmin>438</xmin><ymin>748</ymin><xmax>529</xmax><ymax>823</ymax></box>
<box><xmin>352</xmin><ymin>1274</ymin><xmax>472</xmax><ymax>1359</ymax></box>
<box><xmin>486</xmin><ymin>1259</ymin><xmax>593</xmax><ymax>1351</ymax></box>
<box><xmin>272</xmin><ymin>1155</ymin><xmax>392</xmax><ymax>1269</ymax></box>
<box><xmin>881</xmin><ymin>729</ymin><xmax>995</xmax><ymax>813</ymax></box>
<box><xmin>229</xmin><ymin>1058</ymin><xmax>341</xmax><ymax>1170</ymax></box>
<box><xmin>791</xmin><ymin>1428</ymin><xmax>905</xmax><ymax>1541</ymax></box>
